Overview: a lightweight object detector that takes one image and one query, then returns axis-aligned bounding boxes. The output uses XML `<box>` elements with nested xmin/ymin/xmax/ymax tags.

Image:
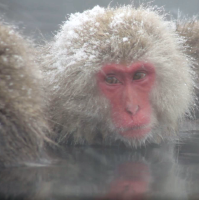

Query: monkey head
<box><xmin>42</xmin><ymin>5</ymin><xmax>195</xmax><ymax>147</ymax></box>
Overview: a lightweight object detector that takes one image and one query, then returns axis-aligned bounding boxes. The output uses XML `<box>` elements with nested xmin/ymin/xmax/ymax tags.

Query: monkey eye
<box><xmin>133</xmin><ymin>72</ymin><xmax>146</xmax><ymax>80</ymax></box>
<box><xmin>105</xmin><ymin>76</ymin><xmax>120</xmax><ymax>84</ymax></box>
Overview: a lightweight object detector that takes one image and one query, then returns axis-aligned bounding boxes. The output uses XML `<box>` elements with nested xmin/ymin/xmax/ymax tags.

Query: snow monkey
<box><xmin>41</xmin><ymin>5</ymin><xmax>196</xmax><ymax>147</ymax></box>
<box><xmin>0</xmin><ymin>5</ymin><xmax>198</xmax><ymax>167</ymax></box>
<box><xmin>0</xmin><ymin>22</ymin><xmax>49</xmax><ymax>167</ymax></box>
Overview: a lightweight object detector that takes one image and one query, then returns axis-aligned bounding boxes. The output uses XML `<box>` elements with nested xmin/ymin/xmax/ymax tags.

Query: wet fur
<box><xmin>40</xmin><ymin>5</ymin><xmax>196</xmax><ymax>147</ymax></box>
<box><xmin>0</xmin><ymin>22</ymin><xmax>49</xmax><ymax>167</ymax></box>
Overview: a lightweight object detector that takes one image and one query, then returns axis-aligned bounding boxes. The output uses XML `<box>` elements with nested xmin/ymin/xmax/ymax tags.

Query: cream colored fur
<box><xmin>0</xmin><ymin>22</ymin><xmax>49</xmax><ymax>166</ymax></box>
<box><xmin>40</xmin><ymin>5</ymin><xmax>196</xmax><ymax>147</ymax></box>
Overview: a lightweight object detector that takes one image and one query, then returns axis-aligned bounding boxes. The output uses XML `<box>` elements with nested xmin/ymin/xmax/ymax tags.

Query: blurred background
<box><xmin>0</xmin><ymin>0</ymin><xmax>199</xmax><ymax>41</ymax></box>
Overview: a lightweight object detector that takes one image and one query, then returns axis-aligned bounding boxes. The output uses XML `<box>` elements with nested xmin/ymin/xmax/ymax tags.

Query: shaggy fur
<box><xmin>176</xmin><ymin>19</ymin><xmax>199</xmax><ymax>118</ymax></box>
<box><xmin>41</xmin><ymin>5</ymin><xmax>195</xmax><ymax>147</ymax></box>
<box><xmin>0</xmin><ymin>22</ymin><xmax>49</xmax><ymax>167</ymax></box>
<box><xmin>176</xmin><ymin>19</ymin><xmax>199</xmax><ymax>63</ymax></box>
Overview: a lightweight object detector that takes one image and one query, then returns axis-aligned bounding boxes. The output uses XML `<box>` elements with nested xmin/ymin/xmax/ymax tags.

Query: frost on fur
<box><xmin>0</xmin><ymin>21</ymin><xmax>49</xmax><ymax>166</ymax></box>
<box><xmin>40</xmin><ymin>5</ymin><xmax>195</xmax><ymax>147</ymax></box>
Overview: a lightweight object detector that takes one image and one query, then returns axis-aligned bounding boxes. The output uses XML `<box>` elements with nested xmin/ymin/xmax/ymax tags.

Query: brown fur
<box><xmin>0</xmin><ymin>22</ymin><xmax>49</xmax><ymax>167</ymax></box>
<box><xmin>176</xmin><ymin>19</ymin><xmax>199</xmax><ymax>118</ymax></box>
<box><xmin>176</xmin><ymin>20</ymin><xmax>199</xmax><ymax>63</ymax></box>
<box><xmin>40</xmin><ymin>6</ymin><xmax>195</xmax><ymax>147</ymax></box>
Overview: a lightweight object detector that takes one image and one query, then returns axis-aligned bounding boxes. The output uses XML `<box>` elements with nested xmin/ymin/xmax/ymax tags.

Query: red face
<box><xmin>97</xmin><ymin>62</ymin><xmax>155</xmax><ymax>139</ymax></box>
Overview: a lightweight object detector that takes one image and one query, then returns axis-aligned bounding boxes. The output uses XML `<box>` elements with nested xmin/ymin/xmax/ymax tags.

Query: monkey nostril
<box><xmin>126</xmin><ymin>105</ymin><xmax>139</xmax><ymax>116</ymax></box>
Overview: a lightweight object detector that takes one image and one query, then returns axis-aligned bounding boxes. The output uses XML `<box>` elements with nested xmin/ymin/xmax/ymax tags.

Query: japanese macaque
<box><xmin>40</xmin><ymin>5</ymin><xmax>196</xmax><ymax>147</ymax></box>
<box><xmin>0</xmin><ymin>22</ymin><xmax>49</xmax><ymax>167</ymax></box>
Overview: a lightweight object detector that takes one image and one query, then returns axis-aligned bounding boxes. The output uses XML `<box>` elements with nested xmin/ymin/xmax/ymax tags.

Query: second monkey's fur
<box><xmin>40</xmin><ymin>5</ymin><xmax>195</xmax><ymax>147</ymax></box>
<box><xmin>0</xmin><ymin>22</ymin><xmax>49</xmax><ymax>167</ymax></box>
<box><xmin>176</xmin><ymin>19</ymin><xmax>199</xmax><ymax>119</ymax></box>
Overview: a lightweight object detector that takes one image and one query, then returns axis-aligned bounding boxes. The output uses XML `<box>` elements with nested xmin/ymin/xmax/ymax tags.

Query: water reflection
<box><xmin>0</xmin><ymin>125</ymin><xmax>198</xmax><ymax>200</ymax></box>
<box><xmin>98</xmin><ymin>162</ymin><xmax>151</xmax><ymax>200</ymax></box>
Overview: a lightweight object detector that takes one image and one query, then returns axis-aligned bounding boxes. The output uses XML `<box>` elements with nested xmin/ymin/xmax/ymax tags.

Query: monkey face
<box><xmin>97</xmin><ymin>62</ymin><xmax>155</xmax><ymax>139</ymax></box>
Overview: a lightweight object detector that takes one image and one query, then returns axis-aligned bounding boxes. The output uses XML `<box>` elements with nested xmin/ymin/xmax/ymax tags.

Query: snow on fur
<box><xmin>40</xmin><ymin>5</ymin><xmax>195</xmax><ymax>147</ymax></box>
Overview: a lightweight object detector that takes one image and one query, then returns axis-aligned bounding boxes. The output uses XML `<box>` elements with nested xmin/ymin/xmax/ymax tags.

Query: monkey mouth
<box><xmin>119</xmin><ymin>124</ymin><xmax>151</xmax><ymax>138</ymax></box>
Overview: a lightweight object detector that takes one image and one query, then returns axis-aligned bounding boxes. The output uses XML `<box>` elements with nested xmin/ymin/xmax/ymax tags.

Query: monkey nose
<box><xmin>125</xmin><ymin>105</ymin><xmax>139</xmax><ymax>116</ymax></box>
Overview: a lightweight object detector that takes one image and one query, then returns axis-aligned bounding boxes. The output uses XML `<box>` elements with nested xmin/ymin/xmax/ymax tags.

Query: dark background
<box><xmin>0</xmin><ymin>0</ymin><xmax>199</xmax><ymax>41</ymax></box>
